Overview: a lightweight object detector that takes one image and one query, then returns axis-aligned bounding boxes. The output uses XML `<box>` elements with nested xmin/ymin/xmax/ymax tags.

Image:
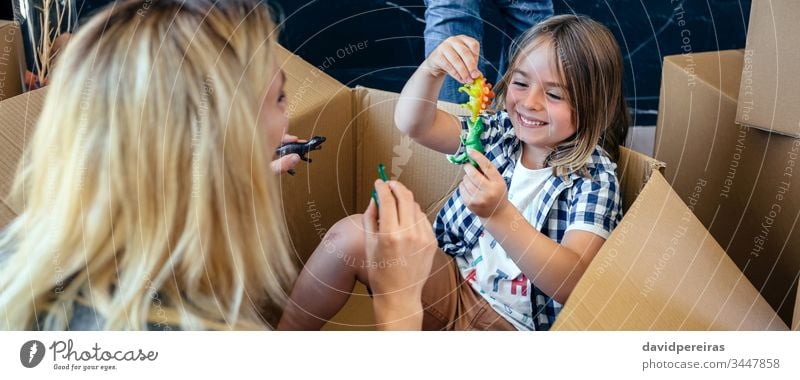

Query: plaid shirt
<box><xmin>434</xmin><ymin>111</ymin><xmax>623</xmax><ymax>330</ymax></box>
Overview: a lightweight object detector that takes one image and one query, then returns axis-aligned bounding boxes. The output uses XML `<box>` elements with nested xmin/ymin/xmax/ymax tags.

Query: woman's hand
<box><xmin>459</xmin><ymin>149</ymin><xmax>511</xmax><ymax>219</ymax></box>
<box><xmin>422</xmin><ymin>35</ymin><xmax>482</xmax><ymax>84</ymax></box>
<box><xmin>363</xmin><ymin>180</ymin><xmax>437</xmax><ymax>330</ymax></box>
<box><xmin>271</xmin><ymin>134</ymin><xmax>305</xmax><ymax>175</ymax></box>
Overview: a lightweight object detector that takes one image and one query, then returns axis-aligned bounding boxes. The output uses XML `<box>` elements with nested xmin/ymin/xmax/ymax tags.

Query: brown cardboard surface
<box><xmin>274</xmin><ymin>45</ymin><xmax>356</xmax><ymax>263</ymax></box>
<box><xmin>0</xmin><ymin>20</ymin><xmax>23</xmax><ymax>102</ymax></box>
<box><xmin>353</xmin><ymin>86</ymin><xmax>463</xmax><ymax>219</ymax></box>
<box><xmin>553</xmin><ymin>172</ymin><xmax>787</xmax><ymax>330</ymax></box>
<box><xmin>795</xmin><ymin>288</ymin><xmax>800</xmax><ymax>330</ymax></box>
<box><xmin>655</xmin><ymin>50</ymin><xmax>800</xmax><ymax>325</ymax></box>
<box><xmin>736</xmin><ymin>0</ymin><xmax>800</xmax><ymax>137</ymax></box>
<box><xmin>0</xmin><ymin>89</ymin><xmax>46</xmax><ymax>227</ymax></box>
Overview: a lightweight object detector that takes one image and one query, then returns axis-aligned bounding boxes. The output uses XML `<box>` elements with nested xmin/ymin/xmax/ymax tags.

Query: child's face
<box><xmin>260</xmin><ymin>60</ymin><xmax>289</xmax><ymax>150</ymax></box>
<box><xmin>505</xmin><ymin>42</ymin><xmax>575</xmax><ymax>155</ymax></box>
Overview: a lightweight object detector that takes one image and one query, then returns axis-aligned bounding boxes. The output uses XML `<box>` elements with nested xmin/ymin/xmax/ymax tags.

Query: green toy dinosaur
<box><xmin>371</xmin><ymin>163</ymin><xmax>389</xmax><ymax>207</ymax></box>
<box><xmin>447</xmin><ymin>76</ymin><xmax>494</xmax><ymax>166</ymax></box>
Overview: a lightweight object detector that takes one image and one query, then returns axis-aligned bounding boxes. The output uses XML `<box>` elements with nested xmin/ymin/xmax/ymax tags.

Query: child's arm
<box><xmin>460</xmin><ymin>150</ymin><xmax>612</xmax><ymax>305</ymax></box>
<box><xmin>394</xmin><ymin>35</ymin><xmax>482</xmax><ymax>154</ymax></box>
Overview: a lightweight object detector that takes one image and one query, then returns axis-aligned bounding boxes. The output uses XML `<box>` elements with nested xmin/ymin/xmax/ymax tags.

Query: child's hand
<box><xmin>459</xmin><ymin>149</ymin><xmax>511</xmax><ymax>219</ymax></box>
<box><xmin>423</xmin><ymin>35</ymin><xmax>482</xmax><ymax>84</ymax></box>
<box><xmin>363</xmin><ymin>180</ymin><xmax>437</xmax><ymax>329</ymax></box>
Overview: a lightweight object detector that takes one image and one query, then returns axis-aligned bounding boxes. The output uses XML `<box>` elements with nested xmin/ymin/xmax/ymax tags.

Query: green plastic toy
<box><xmin>447</xmin><ymin>76</ymin><xmax>495</xmax><ymax>167</ymax></box>
<box><xmin>371</xmin><ymin>163</ymin><xmax>389</xmax><ymax>206</ymax></box>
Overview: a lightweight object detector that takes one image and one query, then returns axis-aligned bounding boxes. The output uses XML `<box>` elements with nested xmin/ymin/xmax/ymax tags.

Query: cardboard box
<box><xmin>552</xmin><ymin>172</ymin><xmax>786</xmax><ymax>330</ymax></box>
<box><xmin>0</xmin><ymin>89</ymin><xmax>43</xmax><ymax>223</ymax></box>
<box><xmin>0</xmin><ymin>45</ymin><xmax>787</xmax><ymax>330</ymax></box>
<box><xmin>0</xmin><ymin>20</ymin><xmax>23</xmax><ymax>102</ymax></box>
<box><xmin>655</xmin><ymin>49</ymin><xmax>800</xmax><ymax>326</ymax></box>
<box><xmin>736</xmin><ymin>0</ymin><xmax>800</xmax><ymax>137</ymax></box>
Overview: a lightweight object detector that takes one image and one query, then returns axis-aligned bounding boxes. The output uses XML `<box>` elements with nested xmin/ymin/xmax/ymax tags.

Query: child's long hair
<box><xmin>0</xmin><ymin>0</ymin><xmax>296</xmax><ymax>330</ymax></box>
<box><xmin>494</xmin><ymin>15</ymin><xmax>629</xmax><ymax>176</ymax></box>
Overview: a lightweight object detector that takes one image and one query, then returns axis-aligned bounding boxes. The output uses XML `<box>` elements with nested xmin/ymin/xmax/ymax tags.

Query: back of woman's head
<box><xmin>495</xmin><ymin>14</ymin><xmax>629</xmax><ymax>175</ymax></box>
<box><xmin>0</xmin><ymin>0</ymin><xmax>295</xmax><ymax>330</ymax></box>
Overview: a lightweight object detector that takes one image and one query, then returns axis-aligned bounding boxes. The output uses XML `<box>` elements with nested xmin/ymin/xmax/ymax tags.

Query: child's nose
<box><xmin>522</xmin><ymin>86</ymin><xmax>545</xmax><ymax>111</ymax></box>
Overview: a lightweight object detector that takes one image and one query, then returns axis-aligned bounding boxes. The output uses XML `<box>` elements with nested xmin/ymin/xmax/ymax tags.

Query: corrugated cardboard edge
<box><xmin>734</xmin><ymin>121</ymin><xmax>800</xmax><ymax>139</ymax></box>
<box><xmin>617</xmin><ymin>146</ymin><xmax>665</xmax><ymax>213</ymax></box>
<box><xmin>0</xmin><ymin>20</ymin><xmax>24</xmax><ymax>102</ymax></box>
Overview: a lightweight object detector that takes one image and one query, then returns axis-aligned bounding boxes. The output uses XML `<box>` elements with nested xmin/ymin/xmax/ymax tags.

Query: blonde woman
<box><xmin>0</xmin><ymin>0</ymin><xmax>435</xmax><ymax>331</ymax></box>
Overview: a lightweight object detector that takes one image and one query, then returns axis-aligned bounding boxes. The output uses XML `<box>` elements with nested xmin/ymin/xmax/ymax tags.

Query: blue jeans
<box><xmin>424</xmin><ymin>0</ymin><xmax>553</xmax><ymax>103</ymax></box>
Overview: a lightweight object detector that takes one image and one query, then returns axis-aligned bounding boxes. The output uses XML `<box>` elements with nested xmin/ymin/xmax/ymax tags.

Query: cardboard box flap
<box><xmin>617</xmin><ymin>146</ymin><xmax>665</xmax><ymax>214</ymax></box>
<box><xmin>735</xmin><ymin>0</ymin><xmax>800</xmax><ymax>136</ymax></box>
<box><xmin>662</xmin><ymin>51</ymin><xmax>744</xmax><ymax>102</ymax></box>
<box><xmin>0</xmin><ymin>88</ymin><xmax>47</xmax><ymax>226</ymax></box>
<box><xmin>273</xmin><ymin>45</ymin><xmax>356</xmax><ymax>262</ymax></box>
<box><xmin>553</xmin><ymin>171</ymin><xmax>787</xmax><ymax>330</ymax></box>
<box><xmin>274</xmin><ymin>44</ymin><xmax>348</xmax><ymax>103</ymax></box>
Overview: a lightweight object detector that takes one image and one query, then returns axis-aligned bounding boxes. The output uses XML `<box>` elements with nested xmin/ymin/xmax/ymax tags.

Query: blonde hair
<box><xmin>0</xmin><ymin>0</ymin><xmax>295</xmax><ymax>330</ymax></box>
<box><xmin>494</xmin><ymin>15</ymin><xmax>629</xmax><ymax>177</ymax></box>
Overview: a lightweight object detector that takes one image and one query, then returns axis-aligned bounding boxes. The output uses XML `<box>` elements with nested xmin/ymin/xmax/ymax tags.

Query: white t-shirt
<box><xmin>455</xmin><ymin>156</ymin><xmax>553</xmax><ymax>330</ymax></box>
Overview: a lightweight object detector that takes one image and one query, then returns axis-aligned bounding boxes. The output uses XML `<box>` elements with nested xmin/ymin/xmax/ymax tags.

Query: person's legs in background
<box><xmin>495</xmin><ymin>0</ymin><xmax>553</xmax><ymax>84</ymax></box>
<box><xmin>423</xmin><ymin>0</ymin><xmax>484</xmax><ymax>104</ymax></box>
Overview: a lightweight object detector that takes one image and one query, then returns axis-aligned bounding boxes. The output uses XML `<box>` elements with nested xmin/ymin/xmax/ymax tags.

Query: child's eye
<box><xmin>511</xmin><ymin>81</ymin><xmax>528</xmax><ymax>88</ymax></box>
<box><xmin>546</xmin><ymin>92</ymin><xmax>563</xmax><ymax>101</ymax></box>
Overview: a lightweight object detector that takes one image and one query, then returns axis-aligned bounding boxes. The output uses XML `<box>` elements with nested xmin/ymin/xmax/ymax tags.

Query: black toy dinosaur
<box><xmin>275</xmin><ymin>136</ymin><xmax>326</xmax><ymax>175</ymax></box>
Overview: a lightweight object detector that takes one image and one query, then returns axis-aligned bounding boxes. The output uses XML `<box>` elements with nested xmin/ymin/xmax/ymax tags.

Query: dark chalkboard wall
<box><xmin>3</xmin><ymin>0</ymin><xmax>752</xmax><ymax>125</ymax></box>
<box><xmin>275</xmin><ymin>0</ymin><xmax>752</xmax><ymax>126</ymax></box>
